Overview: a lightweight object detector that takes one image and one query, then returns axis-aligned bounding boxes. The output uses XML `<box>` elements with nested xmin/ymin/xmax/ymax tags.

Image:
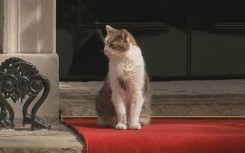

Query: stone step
<box><xmin>59</xmin><ymin>79</ymin><xmax>245</xmax><ymax>117</ymax></box>
<box><xmin>0</xmin><ymin>123</ymin><xmax>84</xmax><ymax>153</ymax></box>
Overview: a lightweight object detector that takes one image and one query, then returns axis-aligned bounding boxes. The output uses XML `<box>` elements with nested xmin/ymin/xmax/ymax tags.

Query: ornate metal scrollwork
<box><xmin>0</xmin><ymin>57</ymin><xmax>51</xmax><ymax>130</ymax></box>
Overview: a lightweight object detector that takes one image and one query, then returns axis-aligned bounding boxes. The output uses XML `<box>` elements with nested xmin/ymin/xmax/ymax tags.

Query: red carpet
<box><xmin>63</xmin><ymin>117</ymin><xmax>245</xmax><ymax>153</ymax></box>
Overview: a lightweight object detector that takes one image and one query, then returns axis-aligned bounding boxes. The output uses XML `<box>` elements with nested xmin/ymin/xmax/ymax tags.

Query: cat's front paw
<box><xmin>129</xmin><ymin>122</ymin><xmax>141</xmax><ymax>130</ymax></box>
<box><xmin>115</xmin><ymin>123</ymin><xmax>127</xmax><ymax>130</ymax></box>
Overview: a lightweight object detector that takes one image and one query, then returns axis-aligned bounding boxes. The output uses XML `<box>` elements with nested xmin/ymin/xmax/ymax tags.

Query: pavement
<box><xmin>0</xmin><ymin>123</ymin><xmax>84</xmax><ymax>153</ymax></box>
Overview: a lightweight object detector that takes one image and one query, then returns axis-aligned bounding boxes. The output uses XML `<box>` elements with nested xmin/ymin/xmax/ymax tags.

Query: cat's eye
<box><xmin>109</xmin><ymin>44</ymin><xmax>120</xmax><ymax>49</ymax></box>
<box><xmin>109</xmin><ymin>44</ymin><xmax>125</xmax><ymax>51</ymax></box>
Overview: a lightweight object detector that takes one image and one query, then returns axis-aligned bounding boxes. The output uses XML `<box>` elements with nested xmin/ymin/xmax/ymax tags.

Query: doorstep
<box><xmin>60</xmin><ymin>79</ymin><xmax>245</xmax><ymax>117</ymax></box>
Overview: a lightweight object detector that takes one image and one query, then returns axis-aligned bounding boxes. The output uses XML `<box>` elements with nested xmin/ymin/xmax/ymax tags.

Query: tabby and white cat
<box><xmin>96</xmin><ymin>25</ymin><xmax>151</xmax><ymax>130</ymax></box>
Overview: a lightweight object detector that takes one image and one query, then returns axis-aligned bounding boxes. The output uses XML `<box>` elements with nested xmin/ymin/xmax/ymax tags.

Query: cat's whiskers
<box><xmin>96</xmin><ymin>30</ymin><xmax>105</xmax><ymax>42</ymax></box>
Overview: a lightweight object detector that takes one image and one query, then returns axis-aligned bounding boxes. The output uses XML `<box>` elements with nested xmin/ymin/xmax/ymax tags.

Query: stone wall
<box><xmin>0</xmin><ymin>0</ymin><xmax>59</xmax><ymax>124</ymax></box>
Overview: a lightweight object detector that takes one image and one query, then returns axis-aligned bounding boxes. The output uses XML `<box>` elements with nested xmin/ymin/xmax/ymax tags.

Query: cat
<box><xmin>96</xmin><ymin>25</ymin><xmax>151</xmax><ymax>130</ymax></box>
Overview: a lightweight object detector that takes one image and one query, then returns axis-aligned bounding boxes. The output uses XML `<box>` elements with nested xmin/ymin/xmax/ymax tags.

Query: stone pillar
<box><xmin>0</xmin><ymin>0</ymin><xmax>3</xmax><ymax>53</ymax></box>
<box><xmin>0</xmin><ymin>0</ymin><xmax>59</xmax><ymax>124</ymax></box>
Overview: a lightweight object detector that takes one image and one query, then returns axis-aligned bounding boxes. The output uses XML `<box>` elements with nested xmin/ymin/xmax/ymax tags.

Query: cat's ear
<box><xmin>120</xmin><ymin>29</ymin><xmax>129</xmax><ymax>40</ymax></box>
<box><xmin>106</xmin><ymin>25</ymin><xmax>116</xmax><ymax>34</ymax></box>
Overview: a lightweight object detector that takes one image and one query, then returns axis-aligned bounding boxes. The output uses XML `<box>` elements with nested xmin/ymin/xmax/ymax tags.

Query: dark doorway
<box><xmin>57</xmin><ymin>0</ymin><xmax>245</xmax><ymax>81</ymax></box>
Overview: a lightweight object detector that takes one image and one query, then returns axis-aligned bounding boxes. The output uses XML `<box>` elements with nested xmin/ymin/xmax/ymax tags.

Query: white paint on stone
<box><xmin>2</xmin><ymin>0</ymin><xmax>56</xmax><ymax>53</ymax></box>
<box><xmin>2</xmin><ymin>0</ymin><xmax>18</xmax><ymax>53</ymax></box>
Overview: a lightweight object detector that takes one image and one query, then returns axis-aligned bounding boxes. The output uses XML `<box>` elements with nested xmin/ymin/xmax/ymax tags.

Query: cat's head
<box><xmin>103</xmin><ymin>25</ymin><xmax>137</xmax><ymax>58</ymax></box>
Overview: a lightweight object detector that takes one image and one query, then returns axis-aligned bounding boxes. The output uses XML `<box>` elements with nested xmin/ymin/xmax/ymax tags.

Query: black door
<box><xmin>57</xmin><ymin>0</ymin><xmax>245</xmax><ymax>81</ymax></box>
<box><xmin>191</xmin><ymin>1</ymin><xmax>245</xmax><ymax>78</ymax></box>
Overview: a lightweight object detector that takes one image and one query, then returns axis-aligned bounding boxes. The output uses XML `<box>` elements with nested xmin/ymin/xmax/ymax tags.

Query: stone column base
<box><xmin>0</xmin><ymin>53</ymin><xmax>59</xmax><ymax>125</ymax></box>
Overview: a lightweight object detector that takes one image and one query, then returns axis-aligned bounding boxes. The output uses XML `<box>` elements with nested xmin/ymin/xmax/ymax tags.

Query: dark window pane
<box><xmin>81</xmin><ymin>0</ymin><xmax>166</xmax><ymax>24</ymax></box>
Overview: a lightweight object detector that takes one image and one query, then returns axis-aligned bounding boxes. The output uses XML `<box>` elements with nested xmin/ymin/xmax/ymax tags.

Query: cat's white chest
<box><xmin>109</xmin><ymin>60</ymin><xmax>128</xmax><ymax>81</ymax></box>
<box><xmin>108</xmin><ymin>47</ymin><xmax>145</xmax><ymax>92</ymax></box>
